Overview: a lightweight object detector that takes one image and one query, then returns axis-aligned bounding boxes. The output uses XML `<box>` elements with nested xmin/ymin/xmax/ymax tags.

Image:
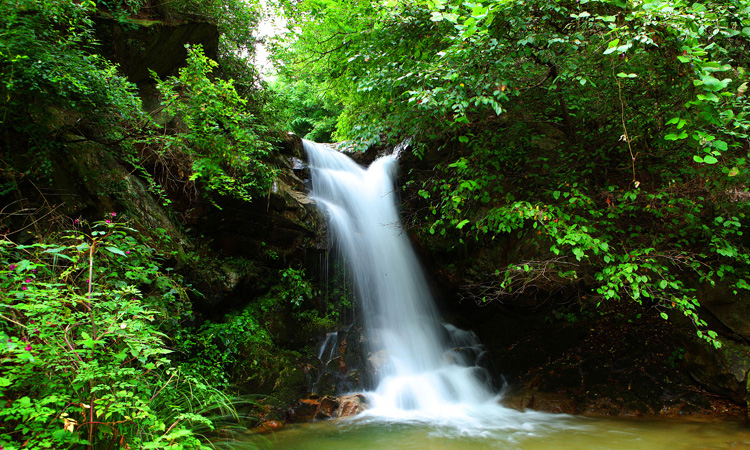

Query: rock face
<box><xmin>308</xmin><ymin>325</ymin><xmax>371</xmax><ymax>396</ymax></box>
<box><xmin>683</xmin><ymin>338</ymin><xmax>750</xmax><ymax>407</ymax></box>
<box><xmin>94</xmin><ymin>16</ymin><xmax>220</xmax><ymax>111</ymax></box>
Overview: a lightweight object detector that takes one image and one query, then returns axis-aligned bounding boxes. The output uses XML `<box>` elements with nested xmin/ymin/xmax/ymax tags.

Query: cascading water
<box><xmin>305</xmin><ymin>140</ymin><xmax>559</xmax><ymax>431</ymax></box>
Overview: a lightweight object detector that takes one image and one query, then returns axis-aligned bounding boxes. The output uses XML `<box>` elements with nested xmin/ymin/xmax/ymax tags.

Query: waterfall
<box><xmin>305</xmin><ymin>140</ymin><xmax>502</xmax><ymax>419</ymax></box>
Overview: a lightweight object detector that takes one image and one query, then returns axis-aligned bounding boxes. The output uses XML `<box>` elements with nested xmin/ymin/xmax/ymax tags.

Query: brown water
<box><xmin>230</xmin><ymin>415</ymin><xmax>750</xmax><ymax>450</ymax></box>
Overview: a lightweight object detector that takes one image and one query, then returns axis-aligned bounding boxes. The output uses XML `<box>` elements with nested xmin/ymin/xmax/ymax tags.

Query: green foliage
<box><xmin>152</xmin><ymin>45</ymin><xmax>276</xmax><ymax>202</ymax></box>
<box><xmin>176</xmin><ymin>266</ymin><xmax>320</xmax><ymax>389</ymax></box>
<box><xmin>178</xmin><ymin>306</ymin><xmax>274</xmax><ymax>387</ymax></box>
<box><xmin>95</xmin><ymin>0</ymin><xmax>147</xmax><ymax>22</ymax></box>
<box><xmin>0</xmin><ymin>217</ymin><xmax>229</xmax><ymax>449</ymax></box>
<box><xmin>0</xmin><ymin>0</ymin><xmax>144</xmax><ymax>140</ymax></box>
<box><xmin>277</xmin><ymin>0</ymin><xmax>750</xmax><ymax>346</ymax></box>
<box><xmin>269</xmin><ymin>78</ymin><xmax>342</xmax><ymax>142</ymax></box>
<box><xmin>279</xmin><ymin>267</ymin><xmax>314</xmax><ymax>307</ymax></box>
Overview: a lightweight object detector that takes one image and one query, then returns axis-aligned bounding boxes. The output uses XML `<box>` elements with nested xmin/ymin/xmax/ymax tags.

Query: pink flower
<box><xmin>25</xmin><ymin>278</ymin><xmax>31</xmax><ymax>283</ymax></box>
<box><xmin>125</xmin><ymin>250</ymin><xmax>131</xmax><ymax>255</ymax></box>
<box><xmin>21</xmin><ymin>286</ymin><xmax>27</xmax><ymax>291</ymax></box>
<box><xmin>8</xmin><ymin>264</ymin><xmax>16</xmax><ymax>271</ymax></box>
<box><xmin>24</xmin><ymin>345</ymin><xmax>31</xmax><ymax>351</ymax></box>
<box><xmin>111</xmin><ymin>212</ymin><xmax>117</xmax><ymax>217</ymax></box>
<box><xmin>106</xmin><ymin>220</ymin><xmax>111</xmax><ymax>224</ymax></box>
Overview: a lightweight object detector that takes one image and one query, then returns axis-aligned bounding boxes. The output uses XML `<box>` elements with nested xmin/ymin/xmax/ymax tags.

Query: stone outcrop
<box><xmin>94</xmin><ymin>16</ymin><xmax>219</xmax><ymax>111</ymax></box>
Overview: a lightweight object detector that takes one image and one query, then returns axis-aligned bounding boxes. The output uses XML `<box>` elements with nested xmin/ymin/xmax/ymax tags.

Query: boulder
<box><xmin>683</xmin><ymin>338</ymin><xmax>750</xmax><ymax>405</ymax></box>
<box><xmin>695</xmin><ymin>281</ymin><xmax>750</xmax><ymax>342</ymax></box>
<box><xmin>286</xmin><ymin>394</ymin><xmax>368</xmax><ymax>423</ymax></box>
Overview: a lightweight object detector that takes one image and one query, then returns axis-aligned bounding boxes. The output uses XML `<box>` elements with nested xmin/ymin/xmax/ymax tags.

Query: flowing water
<box><xmin>305</xmin><ymin>139</ymin><xmax>494</xmax><ymax>414</ymax></box>
<box><xmin>229</xmin><ymin>141</ymin><xmax>749</xmax><ymax>449</ymax></box>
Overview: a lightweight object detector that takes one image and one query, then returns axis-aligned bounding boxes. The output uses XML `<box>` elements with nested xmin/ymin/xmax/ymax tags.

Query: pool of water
<box><xmin>229</xmin><ymin>414</ymin><xmax>750</xmax><ymax>450</ymax></box>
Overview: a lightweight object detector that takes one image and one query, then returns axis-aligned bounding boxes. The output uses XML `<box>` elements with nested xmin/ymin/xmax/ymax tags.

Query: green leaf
<box><xmin>713</xmin><ymin>140</ymin><xmax>727</xmax><ymax>151</ymax></box>
<box><xmin>105</xmin><ymin>246</ymin><xmax>127</xmax><ymax>256</ymax></box>
<box><xmin>699</xmin><ymin>75</ymin><xmax>731</xmax><ymax>92</ymax></box>
<box><xmin>660</xmin><ymin>312</ymin><xmax>669</xmax><ymax>320</ymax></box>
<box><xmin>603</xmin><ymin>38</ymin><xmax>619</xmax><ymax>54</ymax></box>
<box><xmin>456</xmin><ymin>219</ymin><xmax>470</xmax><ymax>229</ymax></box>
<box><xmin>703</xmin><ymin>155</ymin><xmax>718</xmax><ymax>164</ymax></box>
<box><xmin>665</xmin><ymin>131</ymin><xmax>687</xmax><ymax>140</ymax></box>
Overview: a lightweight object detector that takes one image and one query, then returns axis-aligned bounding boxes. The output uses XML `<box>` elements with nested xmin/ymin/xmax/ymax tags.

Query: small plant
<box><xmin>0</xmin><ymin>216</ymin><xmax>228</xmax><ymax>449</ymax></box>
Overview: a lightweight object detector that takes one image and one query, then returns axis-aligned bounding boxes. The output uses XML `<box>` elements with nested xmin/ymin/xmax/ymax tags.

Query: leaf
<box><xmin>456</xmin><ymin>219</ymin><xmax>470</xmax><ymax>229</ymax></box>
<box><xmin>665</xmin><ymin>131</ymin><xmax>687</xmax><ymax>140</ymax></box>
<box><xmin>713</xmin><ymin>140</ymin><xmax>728</xmax><ymax>151</ymax></box>
<box><xmin>458</xmin><ymin>135</ymin><xmax>469</xmax><ymax>143</ymax></box>
<box><xmin>699</xmin><ymin>74</ymin><xmax>731</xmax><ymax>92</ymax></box>
<box><xmin>703</xmin><ymin>155</ymin><xmax>718</xmax><ymax>164</ymax></box>
<box><xmin>693</xmin><ymin>155</ymin><xmax>704</xmax><ymax>163</ymax></box>
<box><xmin>660</xmin><ymin>312</ymin><xmax>669</xmax><ymax>320</ymax></box>
<box><xmin>659</xmin><ymin>280</ymin><xmax>668</xmax><ymax>289</ymax></box>
<box><xmin>105</xmin><ymin>246</ymin><xmax>127</xmax><ymax>256</ymax></box>
<box><xmin>603</xmin><ymin>38</ymin><xmax>619</xmax><ymax>54</ymax></box>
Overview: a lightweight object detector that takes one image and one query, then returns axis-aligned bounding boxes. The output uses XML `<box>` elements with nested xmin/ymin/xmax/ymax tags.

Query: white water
<box><xmin>305</xmin><ymin>140</ymin><xmax>558</xmax><ymax>431</ymax></box>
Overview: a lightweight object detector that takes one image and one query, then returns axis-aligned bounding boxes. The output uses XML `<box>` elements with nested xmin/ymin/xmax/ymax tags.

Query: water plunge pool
<box><xmin>229</xmin><ymin>414</ymin><xmax>749</xmax><ymax>450</ymax></box>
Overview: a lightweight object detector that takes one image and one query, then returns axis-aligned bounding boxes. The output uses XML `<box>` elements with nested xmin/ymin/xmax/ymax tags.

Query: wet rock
<box><xmin>250</xmin><ymin>420</ymin><xmax>283</xmax><ymax>434</ymax></box>
<box><xmin>287</xmin><ymin>397</ymin><xmax>322</xmax><ymax>423</ymax></box>
<box><xmin>286</xmin><ymin>394</ymin><xmax>369</xmax><ymax>423</ymax></box>
<box><xmin>336</xmin><ymin>394</ymin><xmax>368</xmax><ymax>417</ymax></box>
<box><xmin>502</xmin><ymin>389</ymin><xmax>578</xmax><ymax>415</ymax></box>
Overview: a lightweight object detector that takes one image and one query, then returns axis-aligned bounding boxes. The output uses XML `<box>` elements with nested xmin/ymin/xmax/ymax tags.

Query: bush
<box><xmin>0</xmin><ymin>217</ymin><xmax>230</xmax><ymax>449</ymax></box>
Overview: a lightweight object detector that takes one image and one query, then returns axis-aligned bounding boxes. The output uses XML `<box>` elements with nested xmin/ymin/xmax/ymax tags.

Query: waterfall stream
<box><xmin>305</xmin><ymin>140</ymin><xmax>548</xmax><ymax>428</ymax></box>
